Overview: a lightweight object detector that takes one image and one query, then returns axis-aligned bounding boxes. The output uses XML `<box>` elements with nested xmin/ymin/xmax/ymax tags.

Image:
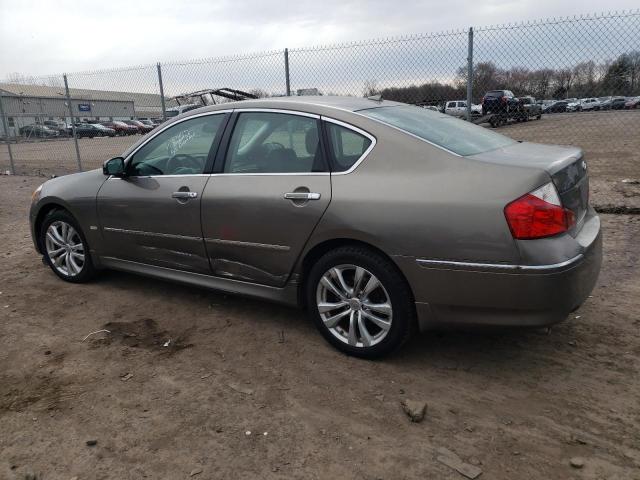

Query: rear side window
<box><xmin>358</xmin><ymin>105</ymin><xmax>515</xmax><ymax>156</ymax></box>
<box><xmin>324</xmin><ymin>122</ymin><xmax>372</xmax><ymax>172</ymax></box>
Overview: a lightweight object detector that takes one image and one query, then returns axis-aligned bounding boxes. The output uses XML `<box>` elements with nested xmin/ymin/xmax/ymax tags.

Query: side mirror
<box><xmin>103</xmin><ymin>157</ymin><xmax>126</xmax><ymax>177</ymax></box>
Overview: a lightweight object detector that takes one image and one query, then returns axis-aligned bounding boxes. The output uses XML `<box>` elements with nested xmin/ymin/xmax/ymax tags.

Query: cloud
<box><xmin>1</xmin><ymin>0</ymin><xmax>638</xmax><ymax>76</ymax></box>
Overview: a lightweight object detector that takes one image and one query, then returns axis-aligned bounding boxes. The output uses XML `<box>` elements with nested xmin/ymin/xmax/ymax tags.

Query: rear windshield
<box><xmin>485</xmin><ymin>91</ymin><xmax>505</xmax><ymax>97</ymax></box>
<box><xmin>358</xmin><ymin>105</ymin><xmax>516</xmax><ymax>156</ymax></box>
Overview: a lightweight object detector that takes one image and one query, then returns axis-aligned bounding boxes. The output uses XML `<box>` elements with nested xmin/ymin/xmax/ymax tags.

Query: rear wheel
<box><xmin>40</xmin><ymin>210</ymin><xmax>96</xmax><ymax>283</ymax></box>
<box><xmin>306</xmin><ymin>246</ymin><xmax>415</xmax><ymax>359</ymax></box>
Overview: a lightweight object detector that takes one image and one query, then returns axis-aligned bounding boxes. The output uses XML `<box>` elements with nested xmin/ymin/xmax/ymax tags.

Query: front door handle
<box><xmin>284</xmin><ymin>192</ymin><xmax>321</xmax><ymax>201</ymax></box>
<box><xmin>172</xmin><ymin>191</ymin><xmax>198</xmax><ymax>199</ymax></box>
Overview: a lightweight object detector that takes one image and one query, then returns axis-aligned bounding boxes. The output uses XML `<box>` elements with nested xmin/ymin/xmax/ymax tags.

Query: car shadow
<box><xmin>90</xmin><ymin>269</ymin><xmax>575</xmax><ymax>375</ymax></box>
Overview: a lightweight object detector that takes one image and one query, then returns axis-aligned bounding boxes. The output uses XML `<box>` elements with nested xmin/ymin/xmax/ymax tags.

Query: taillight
<box><xmin>481</xmin><ymin>96</ymin><xmax>485</xmax><ymax>103</ymax></box>
<box><xmin>504</xmin><ymin>182</ymin><xmax>575</xmax><ymax>239</ymax></box>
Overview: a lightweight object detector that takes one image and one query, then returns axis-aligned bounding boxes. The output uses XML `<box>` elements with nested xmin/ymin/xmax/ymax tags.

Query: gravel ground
<box><xmin>0</xmin><ymin>173</ymin><xmax>639</xmax><ymax>479</ymax></box>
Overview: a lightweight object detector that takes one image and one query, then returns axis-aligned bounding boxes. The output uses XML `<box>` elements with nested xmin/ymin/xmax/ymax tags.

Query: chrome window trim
<box><xmin>209</xmin><ymin>172</ymin><xmax>330</xmax><ymax>177</ymax></box>
<box><xmin>321</xmin><ymin>116</ymin><xmax>377</xmax><ymax>175</ymax></box>
<box><xmin>232</xmin><ymin>108</ymin><xmax>320</xmax><ymax>119</ymax></box>
<box><xmin>122</xmin><ymin>109</ymin><xmax>233</xmax><ymax>169</ymax></box>
<box><xmin>107</xmin><ymin>173</ymin><xmax>211</xmax><ymax>180</ymax></box>
<box><xmin>416</xmin><ymin>254</ymin><xmax>584</xmax><ymax>272</ymax></box>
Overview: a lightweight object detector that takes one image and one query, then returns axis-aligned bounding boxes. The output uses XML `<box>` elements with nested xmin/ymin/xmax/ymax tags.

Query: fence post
<box><xmin>0</xmin><ymin>93</ymin><xmax>16</xmax><ymax>174</ymax></box>
<box><xmin>466</xmin><ymin>27</ymin><xmax>474</xmax><ymax>121</ymax></box>
<box><xmin>63</xmin><ymin>74</ymin><xmax>82</xmax><ymax>172</ymax></box>
<box><xmin>157</xmin><ymin>62</ymin><xmax>167</xmax><ymax>122</ymax></box>
<box><xmin>284</xmin><ymin>48</ymin><xmax>291</xmax><ymax>96</ymax></box>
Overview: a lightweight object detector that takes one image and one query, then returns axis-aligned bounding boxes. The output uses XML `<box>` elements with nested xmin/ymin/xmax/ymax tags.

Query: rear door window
<box><xmin>224</xmin><ymin>112</ymin><xmax>323</xmax><ymax>173</ymax></box>
<box><xmin>324</xmin><ymin>122</ymin><xmax>373</xmax><ymax>172</ymax></box>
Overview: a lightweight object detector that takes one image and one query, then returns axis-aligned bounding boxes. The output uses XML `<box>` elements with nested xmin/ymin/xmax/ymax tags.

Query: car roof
<box><xmin>181</xmin><ymin>95</ymin><xmax>406</xmax><ymax>116</ymax></box>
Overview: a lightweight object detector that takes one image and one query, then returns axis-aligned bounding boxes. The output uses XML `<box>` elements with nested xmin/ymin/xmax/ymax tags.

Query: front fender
<box><xmin>29</xmin><ymin>169</ymin><xmax>107</xmax><ymax>256</ymax></box>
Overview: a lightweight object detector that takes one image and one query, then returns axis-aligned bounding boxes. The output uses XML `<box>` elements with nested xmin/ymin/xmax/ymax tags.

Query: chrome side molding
<box><xmin>416</xmin><ymin>254</ymin><xmax>584</xmax><ymax>272</ymax></box>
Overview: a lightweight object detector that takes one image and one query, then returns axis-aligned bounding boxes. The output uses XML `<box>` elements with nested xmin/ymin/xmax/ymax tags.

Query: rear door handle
<box><xmin>172</xmin><ymin>191</ymin><xmax>198</xmax><ymax>199</ymax></box>
<box><xmin>284</xmin><ymin>192</ymin><xmax>321</xmax><ymax>201</ymax></box>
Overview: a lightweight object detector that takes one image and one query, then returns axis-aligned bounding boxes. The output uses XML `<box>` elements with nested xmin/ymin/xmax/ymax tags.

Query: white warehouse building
<box><xmin>0</xmin><ymin>83</ymin><xmax>166</xmax><ymax>137</ymax></box>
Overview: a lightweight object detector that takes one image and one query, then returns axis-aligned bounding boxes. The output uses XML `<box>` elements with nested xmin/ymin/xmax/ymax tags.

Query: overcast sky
<box><xmin>1</xmin><ymin>0</ymin><xmax>638</xmax><ymax>78</ymax></box>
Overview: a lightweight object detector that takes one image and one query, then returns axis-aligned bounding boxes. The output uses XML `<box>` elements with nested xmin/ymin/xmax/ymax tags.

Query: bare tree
<box><xmin>362</xmin><ymin>80</ymin><xmax>379</xmax><ymax>97</ymax></box>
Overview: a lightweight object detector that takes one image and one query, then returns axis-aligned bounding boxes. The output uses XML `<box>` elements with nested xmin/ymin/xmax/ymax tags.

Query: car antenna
<box><xmin>367</xmin><ymin>94</ymin><xmax>383</xmax><ymax>102</ymax></box>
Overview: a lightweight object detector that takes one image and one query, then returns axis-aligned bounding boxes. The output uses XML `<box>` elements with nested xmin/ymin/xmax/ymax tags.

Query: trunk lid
<box><xmin>468</xmin><ymin>142</ymin><xmax>590</xmax><ymax>234</ymax></box>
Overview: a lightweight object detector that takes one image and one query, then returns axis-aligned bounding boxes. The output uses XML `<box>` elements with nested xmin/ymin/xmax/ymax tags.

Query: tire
<box><xmin>305</xmin><ymin>246</ymin><xmax>416</xmax><ymax>359</ymax></box>
<box><xmin>40</xmin><ymin>209</ymin><xmax>96</xmax><ymax>283</ymax></box>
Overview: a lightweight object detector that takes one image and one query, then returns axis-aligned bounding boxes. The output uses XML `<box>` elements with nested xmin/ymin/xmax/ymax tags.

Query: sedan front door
<box><xmin>201</xmin><ymin>110</ymin><xmax>331</xmax><ymax>287</ymax></box>
<box><xmin>97</xmin><ymin>112</ymin><xmax>229</xmax><ymax>274</ymax></box>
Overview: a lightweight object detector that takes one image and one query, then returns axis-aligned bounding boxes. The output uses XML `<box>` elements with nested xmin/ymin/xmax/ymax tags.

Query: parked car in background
<box><xmin>43</xmin><ymin>120</ymin><xmax>69</xmax><ymax>136</ymax></box>
<box><xmin>444</xmin><ymin>100</ymin><xmax>481</xmax><ymax>117</ymax></box>
<box><xmin>101</xmin><ymin>121</ymin><xmax>136</xmax><ymax>136</ymax></box>
<box><xmin>19</xmin><ymin>125</ymin><xmax>59</xmax><ymax>138</ymax></box>
<box><xmin>91</xmin><ymin>124</ymin><xmax>116</xmax><ymax>137</ymax></box>
<box><xmin>29</xmin><ymin>96</ymin><xmax>602</xmax><ymax>358</ymax></box>
<box><xmin>609</xmin><ymin>97</ymin><xmax>627</xmax><ymax>110</ymax></box>
<box><xmin>598</xmin><ymin>96</ymin><xmax>613</xmax><ymax>109</ymax></box>
<box><xmin>578</xmin><ymin>98</ymin><xmax>600</xmax><ymax>111</ymax></box>
<box><xmin>519</xmin><ymin>96</ymin><xmax>542</xmax><ymax>120</ymax></box>
<box><xmin>481</xmin><ymin>90</ymin><xmax>519</xmax><ymax>115</ymax></box>
<box><xmin>74</xmin><ymin>124</ymin><xmax>111</xmax><ymax>138</ymax></box>
<box><xmin>565</xmin><ymin>98</ymin><xmax>579</xmax><ymax>112</ymax></box>
<box><xmin>543</xmin><ymin>100</ymin><xmax>568</xmax><ymax>113</ymax></box>
<box><xmin>139</xmin><ymin>119</ymin><xmax>157</xmax><ymax>129</ymax></box>
<box><xmin>123</xmin><ymin>120</ymin><xmax>153</xmax><ymax>134</ymax></box>
<box><xmin>624</xmin><ymin>96</ymin><xmax>640</xmax><ymax>109</ymax></box>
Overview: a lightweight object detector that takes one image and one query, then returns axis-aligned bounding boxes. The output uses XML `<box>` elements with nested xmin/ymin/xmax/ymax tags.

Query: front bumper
<box><xmin>394</xmin><ymin>213</ymin><xmax>603</xmax><ymax>330</ymax></box>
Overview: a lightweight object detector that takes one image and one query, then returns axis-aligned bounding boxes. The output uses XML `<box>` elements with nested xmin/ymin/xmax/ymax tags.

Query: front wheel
<box><xmin>306</xmin><ymin>246</ymin><xmax>415</xmax><ymax>359</ymax></box>
<box><xmin>40</xmin><ymin>210</ymin><xmax>96</xmax><ymax>283</ymax></box>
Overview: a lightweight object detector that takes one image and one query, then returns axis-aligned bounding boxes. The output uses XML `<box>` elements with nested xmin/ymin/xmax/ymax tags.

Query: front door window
<box><xmin>128</xmin><ymin>114</ymin><xmax>225</xmax><ymax>176</ymax></box>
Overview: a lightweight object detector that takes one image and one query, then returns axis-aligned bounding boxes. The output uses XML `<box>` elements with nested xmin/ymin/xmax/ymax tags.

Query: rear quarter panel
<box><xmin>304</xmin><ymin>115</ymin><xmax>550</xmax><ymax>267</ymax></box>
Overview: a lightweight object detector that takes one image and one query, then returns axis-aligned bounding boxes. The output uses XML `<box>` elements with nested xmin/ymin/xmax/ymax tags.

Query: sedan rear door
<box><xmin>201</xmin><ymin>110</ymin><xmax>331</xmax><ymax>287</ymax></box>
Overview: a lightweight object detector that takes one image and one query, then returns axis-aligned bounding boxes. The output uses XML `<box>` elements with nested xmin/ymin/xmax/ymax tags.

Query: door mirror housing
<box><xmin>103</xmin><ymin>157</ymin><xmax>126</xmax><ymax>177</ymax></box>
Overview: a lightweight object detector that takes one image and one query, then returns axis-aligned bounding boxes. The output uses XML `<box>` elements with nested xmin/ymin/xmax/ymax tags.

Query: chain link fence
<box><xmin>1</xmin><ymin>10</ymin><xmax>639</xmax><ymax>178</ymax></box>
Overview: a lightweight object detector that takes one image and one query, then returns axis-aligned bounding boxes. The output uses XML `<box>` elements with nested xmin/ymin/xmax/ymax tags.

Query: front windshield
<box><xmin>358</xmin><ymin>105</ymin><xmax>516</xmax><ymax>156</ymax></box>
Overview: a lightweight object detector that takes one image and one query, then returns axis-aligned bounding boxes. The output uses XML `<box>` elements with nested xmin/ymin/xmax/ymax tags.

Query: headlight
<box><xmin>31</xmin><ymin>184</ymin><xmax>44</xmax><ymax>204</ymax></box>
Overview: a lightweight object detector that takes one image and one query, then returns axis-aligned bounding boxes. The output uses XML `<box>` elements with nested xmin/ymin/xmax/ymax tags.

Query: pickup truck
<box><xmin>520</xmin><ymin>96</ymin><xmax>542</xmax><ymax>120</ymax></box>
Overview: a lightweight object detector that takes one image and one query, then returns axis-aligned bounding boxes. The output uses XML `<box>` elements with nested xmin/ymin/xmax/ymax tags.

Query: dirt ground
<box><xmin>1</xmin><ymin>174</ymin><xmax>639</xmax><ymax>479</ymax></box>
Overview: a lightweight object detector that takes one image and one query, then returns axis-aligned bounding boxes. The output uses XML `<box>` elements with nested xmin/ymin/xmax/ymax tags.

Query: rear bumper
<box><xmin>394</xmin><ymin>214</ymin><xmax>602</xmax><ymax>330</ymax></box>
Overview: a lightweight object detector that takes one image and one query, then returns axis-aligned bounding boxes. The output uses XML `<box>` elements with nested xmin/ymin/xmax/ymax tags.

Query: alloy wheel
<box><xmin>45</xmin><ymin>221</ymin><xmax>85</xmax><ymax>277</ymax></box>
<box><xmin>316</xmin><ymin>264</ymin><xmax>393</xmax><ymax>348</ymax></box>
